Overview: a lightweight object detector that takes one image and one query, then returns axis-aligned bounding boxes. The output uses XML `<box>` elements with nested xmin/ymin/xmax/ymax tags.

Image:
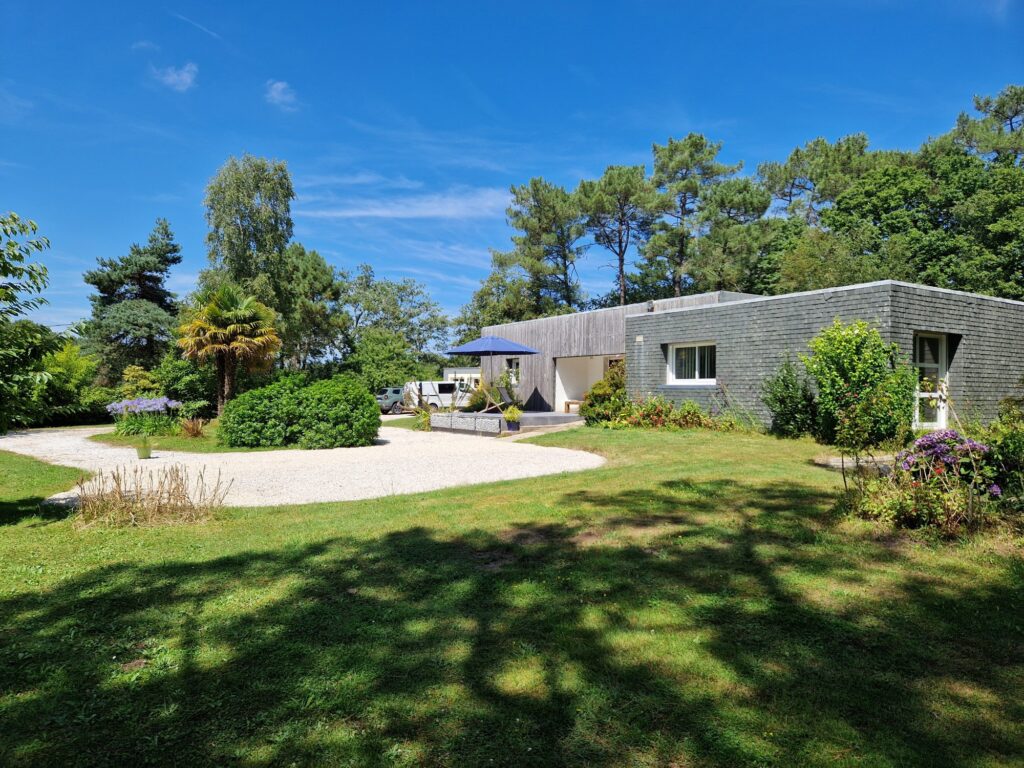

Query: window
<box><xmin>505</xmin><ymin>357</ymin><xmax>521</xmax><ymax>385</ymax></box>
<box><xmin>913</xmin><ymin>333</ymin><xmax>948</xmax><ymax>428</ymax></box>
<box><xmin>667</xmin><ymin>343</ymin><xmax>716</xmax><ymax>385</ymax></box>
<box><xmin>437</xmin><ymin>382</ymin><xmax>456</xmax><ymax>395</ymax></box>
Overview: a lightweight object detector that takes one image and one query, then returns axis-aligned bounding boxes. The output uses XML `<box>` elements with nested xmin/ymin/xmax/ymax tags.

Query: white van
<box><xmin>404</xmin><ymin>380</ymin><xmax>471</xmax><ymax>410</ymax></box>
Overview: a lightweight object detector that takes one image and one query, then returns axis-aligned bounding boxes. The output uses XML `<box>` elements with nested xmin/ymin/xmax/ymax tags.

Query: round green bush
<box><xmin>219</xmin><ymin>375</ymin><xmax>307</xmax><ymax>448</ymax></box>
<box><xmin>296</xmin><ymin>376</ymin><xmax>381</xmax><ymax>449</ymax></box>
<box><xmin>219</xmin><ymin>374</ymin><xmax>380</xmax><ymax>449</ymax></box>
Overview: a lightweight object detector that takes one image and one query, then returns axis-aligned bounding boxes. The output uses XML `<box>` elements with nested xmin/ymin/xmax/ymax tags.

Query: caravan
<box><xmin>403</xmin><ymin>380</ymin><xmax>472</xmax><ymax>410</ymax></box>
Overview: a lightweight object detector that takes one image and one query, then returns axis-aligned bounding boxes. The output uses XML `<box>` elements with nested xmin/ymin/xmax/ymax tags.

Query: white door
<box><xmin>913</xmin><ymin>333</ymin><xmax>948</xmax><ymax>429</ymax></box>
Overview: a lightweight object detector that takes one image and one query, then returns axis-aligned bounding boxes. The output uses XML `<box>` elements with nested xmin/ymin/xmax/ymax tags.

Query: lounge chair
<box><xmin>482</xmin><ymin>386</ymin><xmax>517</xmax><ymax>413</ymax></box>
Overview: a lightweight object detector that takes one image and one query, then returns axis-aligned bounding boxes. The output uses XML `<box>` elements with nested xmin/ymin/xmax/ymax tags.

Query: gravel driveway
<box><xmin>0</xmin><ymin>426</ymin><xmax>605</xmax><ymax>507</ymax></box>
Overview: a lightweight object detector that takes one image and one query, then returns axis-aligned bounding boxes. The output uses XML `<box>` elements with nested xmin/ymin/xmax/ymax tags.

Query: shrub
<box><xmin>219</xmin><ymin>375</ymin><xmax>380</xmax><ymax>449</ymax></box>
<box><xmin>762</xmin><ymin>358</ymin><xmax>818</xmax><ymax>438</ymax></box>
<box><xmin>218</xmin><ymin>375</ymin><xmax>307</xmax><ymax>447</ymax></box>
<box><xmin>580</xmin><ymin>364</ymin><xmax>628</xmax><ymax>425</ymax></box>
<box><xmin>75</xmin><ymin>465</ymin><xmax>228</xmax><ymax>528</ymax></box>
<box><xmin>295</xmin><ymin>376</ymin><xmax>381</xmax><ymax>449</ymax></box>
<box><xmin>153</xmin><ymin>352</ymin><xmax>217</xmax><ymax>416</ymax></box>
<box><xmin>463</xmin><ymin>385</ymin><xmax>497</xmax><ymax>412</ymax></box>
<box><xmin>107</xmin><ymin>396</ymin><xmax>182</xmax><ymax>436</ymax></box>
<box><xmin>179</xmin><ymin>418</ymin><xmax>207</xmax><ymax>438</ymax></box>
<box><xmin>856</xmin><ymin>429</ymin><xmax>1001</xmax><ymax>535</ymax></box>
<box><xmin>119</xmin><ymin>365</ymin><xmax>161</xmax><ymax>399</ymax></box>
<box><xmin>803</xmin><ymin>319</ymin><xmax>915</xmax><ymax>445</ymax></box>
<box><xmin>412</xmin><ymin>407</ymin><xmax>432</xmax><ymax>431</ymax></box>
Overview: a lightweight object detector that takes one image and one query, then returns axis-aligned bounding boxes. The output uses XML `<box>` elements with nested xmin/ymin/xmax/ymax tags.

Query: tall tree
<box><xmin>577</xmin><ymin>166</ymin><xmax>659</xmax><ymax>305</ymax></box>
<box><xmin>204</xmin><ymin>154</ymin><xmax>295</xmax><ymax>311</ymax></box>
<box><xmin>177</xmin><ymin>283</ymin><xmax>281</xmax><ymax>414</ymax></box>
<box><xmin>339</xmin><ymin>265</ymin><xmax>448</xmax><ymax>356</ymax></box>
<box><xmin>955</xmin><ymin>84</ymin><xmax>1024</xmax><ymax>164</ymax></box>
<box><xmin>688</xmin><ymin>178</ymin><xmax>776</xmax><ymax>293</ymax></box>
<box><xmin>82</xmin><ymin>219</ymin><xmax>181</xmax><ymax>380</ymax></box>
<box><xmin>276</xmin><ymin>243</ymin><xmax>348</xmax><ymax>368</ymax></box>
<box><xmin>454</xmin><ymin>266</ymin><xmax>538</xmax><ymax>343</ymax></box>
<box><xmin>495</xmin><ymin>178</ymin><xmax>586</xmax><ymax>312</ymax></box>
<box><xmin>1</xmin><ymin>212</ymin><xmax>52</xmax><ymax>432</ymax></box>
<box><xmin>644</xmin><ymin>134</ymin><xmax>741</xmax><ymax>296</ymax></box>
<box><xmin>1</xmin><ymin>212</ymin><xmax>49</xmax><ymax>320</ymax></box>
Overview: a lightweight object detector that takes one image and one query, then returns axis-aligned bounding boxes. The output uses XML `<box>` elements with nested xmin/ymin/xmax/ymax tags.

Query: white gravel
<box><xmin>0</xmin><ymin>426</ymin><xmax>605</xmax><ymax>507</ymax></box>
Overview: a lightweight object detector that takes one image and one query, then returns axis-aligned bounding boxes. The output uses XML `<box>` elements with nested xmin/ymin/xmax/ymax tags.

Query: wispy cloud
<box><xmin>264</xmin><ymin>80</ymin><xmax>299</xmax><ymax>111</ymax></box>
<box><xmin>150</xmin><ymin>62</ymin><xmax>198</xmax><ymax>92</ymax></box>
<box><xmin>396</xmin><ymin>266</ymin><xmax>483</xmax><ymax>290</ymax></box>
<box><xmin>296</xmin><ymin>186</ymin><xmax>509</xmax><ymax>220</ymax></box>
<box><xmin>131</xmin><ymin>40</ymin><xmax>159</xmax><ymax>52</ymax></box>
<box><xmin>295</xmin><ymin>172</ymin><xmax>422</xmax><ymax>190</ymax></box>
<box><xmin>171</xmin><ymin>12</ymin><xmax>222</xmax><ymax>40</ymax></box>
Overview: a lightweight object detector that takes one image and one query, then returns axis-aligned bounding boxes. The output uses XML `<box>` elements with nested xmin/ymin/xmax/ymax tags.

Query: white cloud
<box><xmin>294</xmin><ymin>172</ymin><xmax>422</xmax><ymax>190</ymax></box>
<box><xmin>150</xmin><ymin>62</ymin><xmax>198</xmax><ymax>92</ymax></box>
<box><xmin>265</xmin><ymin>80</ymin><xmax>298</xmax><ymax>111</ymax></box>
<box><xmin>296</xmin><ymin>186</ymin><xmax>509</xmax><ymax>220</ymax></box>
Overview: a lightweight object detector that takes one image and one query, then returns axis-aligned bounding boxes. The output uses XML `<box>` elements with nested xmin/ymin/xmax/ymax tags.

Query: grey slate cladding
<box><xmin>626</xmin><ymin>281</ymin><xmax>1024</xmax><ymax>423</ymax></box>
<box><xmin>482</xmin><ymin>280</ymin><xmax>1024</xmax><ymax>424</ymax></box>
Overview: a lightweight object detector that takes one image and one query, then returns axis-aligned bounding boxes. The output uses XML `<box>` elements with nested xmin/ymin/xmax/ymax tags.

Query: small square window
<box><xmin>667</xmin><ymin>343</ymin><xmax>716</xmax><ymax>385</ymax></box>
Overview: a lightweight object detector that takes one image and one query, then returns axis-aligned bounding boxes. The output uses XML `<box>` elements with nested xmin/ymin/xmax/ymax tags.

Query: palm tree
<box><xmin>177</xmin><ymin>284</ymin><xmax>281</xmax><ymax>414</ymax></box>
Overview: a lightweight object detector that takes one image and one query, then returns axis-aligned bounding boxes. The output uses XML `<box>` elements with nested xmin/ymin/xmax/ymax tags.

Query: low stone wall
<box><xmin>430</xmin><ymin>412</ymin><xmax>504</xmax><ymax>436</ymax></box>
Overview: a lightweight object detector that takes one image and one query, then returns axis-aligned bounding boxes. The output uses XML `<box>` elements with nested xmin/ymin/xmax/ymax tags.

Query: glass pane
<box><xmin>674</xmin><ymin>347</ymin><xmax>696</xmax><ymax>379</ymax></box>
<box><xmin>915</xmin><ymin>336</ymin><xmax>940</xmax><ymax>365</ymax></box>
<box><xmin>699</xmin><ymin>345</ymin><xmax>716</xmax><ymax>380</ymax></box>
<box><xmin>918</xmin><ymin>398</ymin><xmax>939</xmax><ymax>424</ymax></box>
<box><xmin>917</xmin><ymin>366</ymin><xmax>939</xmax><ymax>388</ymax></box>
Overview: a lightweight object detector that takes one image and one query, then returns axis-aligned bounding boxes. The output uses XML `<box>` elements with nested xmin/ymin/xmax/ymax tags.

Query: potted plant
<box><xmin>502</xmin><ymin>405</ymin><xmax>523</xmax><ymax>433</ymax></box>
<box><xmin>136</xmin><ymin>435</ymin><xmax>152</xmax><ymax>460</ymax></box>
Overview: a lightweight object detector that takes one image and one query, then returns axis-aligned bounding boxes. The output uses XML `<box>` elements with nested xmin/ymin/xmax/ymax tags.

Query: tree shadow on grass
<box><xmin>0</xmin><ymin>496</ymin><xmax>74</xmax><ymax>527</ymax></box>
<box><xmin>0</xmin><ymin>477</ymin><xmax>1021</xmax><ymax>766</ymax></box>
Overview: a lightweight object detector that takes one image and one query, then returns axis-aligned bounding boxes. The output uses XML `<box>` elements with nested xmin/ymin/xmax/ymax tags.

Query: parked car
<box><xmin>375</xmin><ymin>387</ymin><xmax>406</xmax><ymax>414</ymax></box>
<box><xmin>403</xmin><ymin>380</ymin><xmax>471</xmax><ymax>410</ymax></box>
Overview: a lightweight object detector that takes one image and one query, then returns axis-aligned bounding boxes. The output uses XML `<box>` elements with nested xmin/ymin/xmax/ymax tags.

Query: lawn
<box><xmin>1</xmin><ymin>428</ymin><xmax>1021</xmax><ymax>767</ymax></box>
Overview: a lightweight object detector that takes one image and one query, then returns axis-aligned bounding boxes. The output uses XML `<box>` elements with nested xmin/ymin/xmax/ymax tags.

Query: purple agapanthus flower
<box><xmin>106</xmin><ymin>396</ymin><xmax>182</xmax><ymax>415</ymax></box>
<box><xmin>988</xmin><ymin>484</ymin><xmax>1002</xmax><ymax>497</ymax></box>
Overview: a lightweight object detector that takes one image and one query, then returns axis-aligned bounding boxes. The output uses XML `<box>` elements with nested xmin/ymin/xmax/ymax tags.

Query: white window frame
<box><xmin>666</xmin><ymin>342</ymin><xmax>717</xmax><ymax>386</ymax></box>
<box><xmin>913</xmin><ymin>332</ymin><xmax>948</xmax><ymax>430</ymax></box>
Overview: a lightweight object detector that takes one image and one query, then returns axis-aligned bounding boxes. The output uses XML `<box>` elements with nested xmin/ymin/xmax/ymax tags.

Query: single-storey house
<box><xmin>481</xmin><ymin>280</ymin><xmax>1024</xmax><ymax>430</ymax></box>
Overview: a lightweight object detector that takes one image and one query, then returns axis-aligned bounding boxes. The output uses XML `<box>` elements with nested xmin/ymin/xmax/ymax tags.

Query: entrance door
<box><xmin>913</xmin><ymin>333</ymin><xmax>948</xmax><ymax>429</ymax></box>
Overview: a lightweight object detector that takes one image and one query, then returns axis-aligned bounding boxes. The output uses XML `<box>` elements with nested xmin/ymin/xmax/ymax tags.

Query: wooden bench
<box><xmin>564</xmin><ymin>400</ymin><xmax>583</xmax><ymax>413</ymax></box>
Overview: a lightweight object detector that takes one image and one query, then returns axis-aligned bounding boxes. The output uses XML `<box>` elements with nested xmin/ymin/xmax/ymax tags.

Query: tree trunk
<box><xmin>215</xmin><ymin>354</ymin><xmax>226</xmax><ymax>415</ymax></box>
<box><xmin>618</xmin><ymin>248</ymin><xmax>626</xmax><ymax>306</ymax></box>
<box><xmin>223</xmin><ymin>355</ymin><xmax>238</xmax><ymax>409</ymax></box>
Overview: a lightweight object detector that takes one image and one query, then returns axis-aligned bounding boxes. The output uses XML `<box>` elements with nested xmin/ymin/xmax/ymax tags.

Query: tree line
<box><xmin>1</xmin><ymin>156</ymin><xmax>450</xmax><ymax>428</ymax></box>
<box><xmin>455</xmin><ymin>84</ymin><xmax>1024</xmax><ymax>341</ymax></box>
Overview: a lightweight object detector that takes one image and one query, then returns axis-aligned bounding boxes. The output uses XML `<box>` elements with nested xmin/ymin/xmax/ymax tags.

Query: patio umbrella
<box><xmin>445</xmin><ymin>335</ymin><xmax>539</xmax><ymax>356</ymax></box>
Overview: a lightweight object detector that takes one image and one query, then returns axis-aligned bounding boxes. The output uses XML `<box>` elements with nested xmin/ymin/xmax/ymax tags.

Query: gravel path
<box><xmin>0</xmin><ymin>426</ymin><xmax>605</xmax><ymax>507</ymax></box>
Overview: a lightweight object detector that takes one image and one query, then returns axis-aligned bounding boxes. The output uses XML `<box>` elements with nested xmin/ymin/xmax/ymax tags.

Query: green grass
<box><xmin>0</xmin><ymin>450</ymin><xmax>85</xmax><ymax>525</ymax></box>
<box><xmin>1</xmin><ymin>428</ymin><xmax>1021</xmax><ymax>767</ymax></box>
<box><xmin>383</xmin><ymin>415</ymin><xmax>419</xmax><ymax>430</ymax></box>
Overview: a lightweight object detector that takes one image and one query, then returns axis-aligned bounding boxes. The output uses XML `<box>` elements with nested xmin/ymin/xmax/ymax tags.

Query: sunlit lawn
<box><xmin>1</xmin><ymin>428</ymin><xmax>1021</xmax><ymax>767</ymax></box>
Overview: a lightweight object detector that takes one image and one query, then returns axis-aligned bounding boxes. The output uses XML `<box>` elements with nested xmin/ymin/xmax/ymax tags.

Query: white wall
<box><xmin>554</xmin><ymin>356</ymin><xmax>607</xmax><ymax>412</ymax></box>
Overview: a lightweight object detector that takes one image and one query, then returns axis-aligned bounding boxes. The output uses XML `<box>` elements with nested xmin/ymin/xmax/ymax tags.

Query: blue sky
<box><xmin>2</xmin><ymin>1</ymin><xmax>1021</xmax><ymax>328</ymax></box>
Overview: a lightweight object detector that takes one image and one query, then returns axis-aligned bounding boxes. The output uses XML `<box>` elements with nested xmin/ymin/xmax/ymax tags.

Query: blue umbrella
<box><xmin>446</xmin><ymin>335</ymin><xmax>539</xmax><ymax>356</ymax></box>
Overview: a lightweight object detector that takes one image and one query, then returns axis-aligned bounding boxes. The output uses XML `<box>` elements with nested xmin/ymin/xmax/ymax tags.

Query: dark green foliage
<box><xmin>28</xmin><ymin>340</ymin><xmax>109</xmax><ymax>426</ymax></box>
<box><xmin>345</xmin><ymin>327</ymin><xmax>434</xmax><ymax>392</ymax></box>
<box><xmin>294</xmin><ymin>377</ymin><xmax>381</xmax><ymax>449</ymax></box>
<box><xmin>762</xmin><ymin>358</ymin><xmax>818</xmax><ymax>438</ymax></box>
<box><xmin>218</xmin><ymin>375</ymin><xmax>308</xmax><ymax>448</ymax></box>
<box><xmin>579</xmin><ymin>364</ymin><xmax>628</xmax><ymax>425</ymax></box>
<box><xmin>82</xmin><ymin>219</ymin><xmax>181</xmax><ymax>380</ymax></box>
<box><xmin>803</xmin><ymin>320</ymin><xmax>916</xmax><ymax>446</ymax></box>
<box><xmin>153</xmin><ymin>352</ymin><xmax>218</xmax><ymax>416</ymax></box>
<box><xmin>0</xmin><ymin>320</ymin><xmax>59</xmax><ymax>430</ymax></box>
<box><xmin>219</xmin><ymin>375</ymin><xmax>379</xmax><ymax>449</ymax></box>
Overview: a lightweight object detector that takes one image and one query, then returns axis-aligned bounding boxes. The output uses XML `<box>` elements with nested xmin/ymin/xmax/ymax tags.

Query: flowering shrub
<box><xmin>107</xmin><ymin>396</ymin><xmax>182</xmax><ymax>436</ymax></box>
<box><xmin>858</xmin><ymin>429</ymin><xmax>1000</xmax><ymax>535</ymax></box>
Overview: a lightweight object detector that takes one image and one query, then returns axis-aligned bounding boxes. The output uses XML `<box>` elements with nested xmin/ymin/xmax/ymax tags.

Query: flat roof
<box><xmin>624</xmin><ymin>280</ymin><xmax>1024</xmax><ymax>320</ymax></box>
